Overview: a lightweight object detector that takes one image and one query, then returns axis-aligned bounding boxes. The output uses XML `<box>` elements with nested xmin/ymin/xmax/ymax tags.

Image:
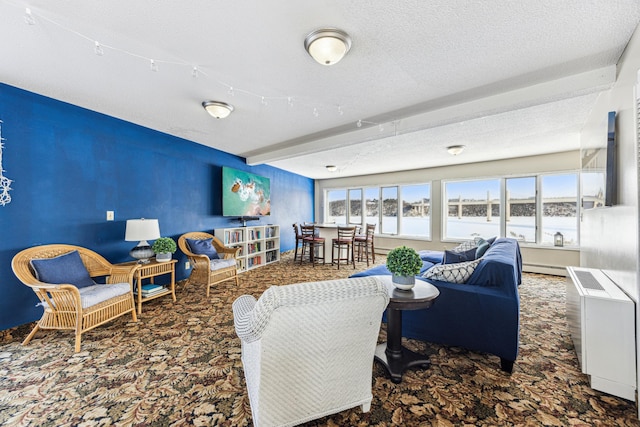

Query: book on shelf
<box><xmin>135</xmin><ymin>284</ymin><xmax>165</xmax><ymax>296</ymax></box>
<box><xmin>225</xmin><ymin>230</ymin><xmax>243</xmax><ymax>244</ymax></box>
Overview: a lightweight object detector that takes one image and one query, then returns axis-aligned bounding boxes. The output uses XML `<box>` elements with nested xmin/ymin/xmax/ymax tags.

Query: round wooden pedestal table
<box><xmin>372</xmin><ymin>275</ymin><xmax>440</xmax><ymax>383</ymax></box>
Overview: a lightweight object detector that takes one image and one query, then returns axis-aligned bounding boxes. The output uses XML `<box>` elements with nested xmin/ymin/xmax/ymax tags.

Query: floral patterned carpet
<box><xmin>1</xmin><ymin>252</ymin><xmax>638</xmax><ymax>426</ymax></box>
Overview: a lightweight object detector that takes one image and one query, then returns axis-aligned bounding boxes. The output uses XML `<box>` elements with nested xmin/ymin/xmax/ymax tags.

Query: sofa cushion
<box><xmin>444</xmin><ymin>247</ymin><xmax>476</xmax><ymax>264</ymax></box>
<box><xmin>186</xmin><ymin>238</ymin><xmax>220</xmax><ymax>260</ymax></box>
<box><xmin>475</xmin><ymin>239</ymin><xmax>491</xmax><ymax>258</ymax></box>
<box><xmin>418</xmin><ymin>250</ymin><xmax>444</xmax><ymax>264</ymax></box>
<box><xmin>422</xmin><ymin>259</ymin><xmax>481</xmax><ymax>284</ymax></box>
<box><xmin>452</xmin><ymin>239</ymin><xmax>478</xmax><ymax>252</ymax></box>
<box><xmin>30</xmin><ymin>250</ymin><xmax>96</xmax><ymax>289</ymax></box>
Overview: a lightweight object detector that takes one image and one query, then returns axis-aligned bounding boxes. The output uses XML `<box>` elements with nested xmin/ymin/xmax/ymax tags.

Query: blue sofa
<box><xmin>351</xmin><ymin>238</ymin><xmax>522</xmax><ymax>373</ymax></box>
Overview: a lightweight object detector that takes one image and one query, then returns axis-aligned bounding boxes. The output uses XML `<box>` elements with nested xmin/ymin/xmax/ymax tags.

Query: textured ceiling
<box><xmin>1</xmin><ymin>1</ymin><xmax>639</xmax><ymax>179</ymax></box>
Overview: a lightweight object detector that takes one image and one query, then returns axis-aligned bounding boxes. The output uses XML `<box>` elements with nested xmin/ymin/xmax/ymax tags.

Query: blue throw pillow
<box><xmin>186</xmin><ymin>238</ymin><xmax>220</xmax><ymax>260</ymax></box>
<box><xmin>475</xmin><ymin>239</ymin><xmax>491</xmax><ymax>258</ymax></box>
<box><xmin>418</xmin><ymin>250</ymin><xmax>444</xmax><ymax>264</ymax></box>
<box><xmin>486</xmin><ymin>236</ymin><xmax>497</xmax><ymax>246</ymax></box>
<box><xmin>444</xmin><ymin>247</ymin><xmax>476</xmax><ymax>264</ymax></box>
<box><xmin>30</xmin><ymin>250</ymin><xmax>95</xmax><ymax>289</ymax></box>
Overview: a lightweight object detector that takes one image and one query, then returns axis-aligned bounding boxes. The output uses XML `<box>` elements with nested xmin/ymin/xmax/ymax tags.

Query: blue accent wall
<box><xmin>0</xmin><ymin>83</ymin><xmax>314</xmax><ymax>330</ymax></box>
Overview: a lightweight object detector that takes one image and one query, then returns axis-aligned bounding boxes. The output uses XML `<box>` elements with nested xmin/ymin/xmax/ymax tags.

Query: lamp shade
<box><xmin>304</xmin><ymin>28</ymin><xmax>352</xmax><ymax>66</ymax></box>
<box><xmin>202</xmin><ymin>101</ymin><xmax>234</xmax><ymax>119</ymax></box>
<box><xmin>125</xmin><ymin>219</ymin><xmax>160</xmax><ymax>242</ymax></box>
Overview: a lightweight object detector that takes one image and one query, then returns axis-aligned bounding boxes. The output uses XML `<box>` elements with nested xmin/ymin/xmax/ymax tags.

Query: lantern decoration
<box><xmin>554</xmin><ymin>232</ymin><xmax>564</xmax><ymax>247</ymax></box>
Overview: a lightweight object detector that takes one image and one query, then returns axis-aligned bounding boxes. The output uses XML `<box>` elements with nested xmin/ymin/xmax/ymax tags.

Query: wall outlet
<box><xmin>106</xmin><ymin>210</ymin><xmax>114</xmax><ymax>221</ymax></box>
<box><xmin>185</xmin><ymin>261</ymin><xmax>190</xmax><ymax>269</ymax></box>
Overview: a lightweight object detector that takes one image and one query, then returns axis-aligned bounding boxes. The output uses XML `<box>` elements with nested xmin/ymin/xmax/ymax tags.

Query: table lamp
<box><xmin>125</xmin><ymin>218</ymin><xmax>160</xmax><ymax>263</ymax></box>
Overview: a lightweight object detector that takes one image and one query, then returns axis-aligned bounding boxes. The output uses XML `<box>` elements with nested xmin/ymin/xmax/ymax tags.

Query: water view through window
<box><xmin>444</xmin><ymin>174</ymin><xmax>578</xmax><ymax>245</ymax></box>
<box><xmin>445</xmin><ymin>179</ymin><xmax>501</xmax><ymax>240</ymax></box>
<box><xmin>327</xmin><ymin>173</ymin><xmax>577</xmax><ymax>246</ymax></box>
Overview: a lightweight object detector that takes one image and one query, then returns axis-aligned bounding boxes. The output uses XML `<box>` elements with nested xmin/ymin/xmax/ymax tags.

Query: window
<box><xmin>364</xmin><ymin>187</ymin><xmax>379</xmax><ymax>225</ymax></box>
<box><xmin>444</xmin><ymin>179</ymin><xmax>501</xmax><ymax>240</ymax></box>
<box><xmin>325</xmin><ymin>171</ymin><xmax>579</xmax><ymax>247</ymax></box>
<box><xmin>505</xmin><ymin>177</ymin><xmax>536</xmax><ymax>243</ymax></box>
<box><xmin>326</xmin><ymin>190</ymin><xmax>346</xmax><ymax>224</ymax></box>
<box><xmin>324</xmin><ymin>182</ymin><xmax>431</xmax><ymax>239</ymax></box>
<box><xmin>541</xmin><ymin>173</ymin><xmax>578</xmax><ymax>246</ymax></box>
<box><xmin>381</xmin><ymin>187</ymin><xmax>398</xmax><ymax>234</ymax></box>
<box><xmin>348</xmin><ymin>189</ymin><xmax>362</xmax><ymax>225</ymax></box>
<box><xmin>400</xmin><ymin>183</ymin><xmax>430</xmax><ymax>238</ymax></box>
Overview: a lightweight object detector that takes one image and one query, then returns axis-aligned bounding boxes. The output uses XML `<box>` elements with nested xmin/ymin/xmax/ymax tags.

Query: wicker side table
<box><xmin>117</xmin><ymin>259</ymin><xmax>177</xmax><ymax>314</ymax></box>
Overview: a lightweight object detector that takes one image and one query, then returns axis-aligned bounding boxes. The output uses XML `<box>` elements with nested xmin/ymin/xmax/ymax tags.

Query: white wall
<box><xmin>580</xmin><ymin>25</ymin><xmax>640</xmax><ymax>300</ymax></box>
<box><xmin>579</xmin><ymin>21</ymin><xmax>640</xmax><ymax>413</ymax></box>
<box><xmin>315</xmin><ymin>151</ymin><xmax>581</xmax><ymax>274</ymax></box>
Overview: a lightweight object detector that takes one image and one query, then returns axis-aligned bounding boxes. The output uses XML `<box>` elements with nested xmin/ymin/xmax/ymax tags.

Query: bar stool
<box><xmin>354</xmin><ymin>223</ymin><xmax>376</xmax><ymax>266</ymax></box>
<box><xmin>331</xmin><ymin>226</ymin><xmax>356</xmax><ymax>269</ymax></box>
<box><xmin>292</xmin><ymin>223</ymin><xmax>303</xmax><ymax>261</ymax></box>
<box><xmin>300</xmin><ymin>224</ymin><xmax>325</xmax><ymax>266</ymax></box>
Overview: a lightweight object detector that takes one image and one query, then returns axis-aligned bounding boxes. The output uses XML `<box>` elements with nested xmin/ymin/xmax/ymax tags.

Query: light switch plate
<box><xmin>106</xmin><ymin>211</ymin><xmax>114</xmax><ymax>221</ymax></box>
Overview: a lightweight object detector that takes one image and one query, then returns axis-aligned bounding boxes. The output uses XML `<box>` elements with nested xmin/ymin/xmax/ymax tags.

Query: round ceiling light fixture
<box><xmin>325</xmin><ymin>165</ymin><xmax>338</xmax><ymax>172</ymax></box>
<box><xmin>304</xmin><ymin>28</ymin><xmax>352</xmax><ymax>66</ymax></box>
<box><xmin>202</xmin><ymin>101</ymin><xmax>234</xmax><ymax>119</ymax></box>
<box><xmin>447</xmin><ymin>145</ymin><xmax>466</xmax><ymax>156</ymax></box>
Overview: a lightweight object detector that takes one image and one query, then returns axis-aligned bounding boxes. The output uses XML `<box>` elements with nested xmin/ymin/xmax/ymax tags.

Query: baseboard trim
<box><xmin>524</xmin><ymin>263</ymin><xmax>567</xmax><ymax>276</ymax></box>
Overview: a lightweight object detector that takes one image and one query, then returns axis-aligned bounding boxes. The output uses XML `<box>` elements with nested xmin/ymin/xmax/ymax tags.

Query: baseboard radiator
<box><xmin>566</xmin><ymin>267</ymin><xmax>636</xmax><ymax>401</ymax></box>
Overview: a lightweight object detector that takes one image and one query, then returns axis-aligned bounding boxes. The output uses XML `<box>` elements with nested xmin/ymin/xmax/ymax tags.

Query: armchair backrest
<box><xmin>12</xmin><ymin>244</ymin><xmax>118</xmax><ymax>286</ymax></box>
<box><xmin>233</xmin><ymin>276</ymin><xmax>389</xmax><ymax>426</ymax></box>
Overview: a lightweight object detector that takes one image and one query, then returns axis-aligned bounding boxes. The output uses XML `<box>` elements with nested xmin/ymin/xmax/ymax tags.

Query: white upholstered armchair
<box><xmin>233</xmin><ymin>276</ymin><xmax>389</xmax><ymax>427</ymax></box>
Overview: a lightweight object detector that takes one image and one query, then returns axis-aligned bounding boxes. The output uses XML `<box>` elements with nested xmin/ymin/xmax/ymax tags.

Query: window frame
<box><xmin>441</xmin><ymin>171</ymin><xmax>580</xmax><ymax>247</ymax></box>
<box><xmin>324</xmin><ymin>182</ymin><xmax>432</xmax><ymax>239</ymax></box>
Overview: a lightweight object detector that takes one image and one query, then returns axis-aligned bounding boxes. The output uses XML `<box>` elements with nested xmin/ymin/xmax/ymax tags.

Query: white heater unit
<box><xmin>566</xmin><ymin>267</ymin><xmax>636</xmax><ymax>400</ymax></box>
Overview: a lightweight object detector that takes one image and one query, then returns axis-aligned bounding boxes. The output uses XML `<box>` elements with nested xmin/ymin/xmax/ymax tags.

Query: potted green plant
<box><xmin>152</xmin><ymin>237</ymin><xmax>177</xmax><ymax>262</ymax></box>
<box><xmin>386</xmin><ymin>245</ymin><xmax>422</xmax><ymax>290</ymax></box>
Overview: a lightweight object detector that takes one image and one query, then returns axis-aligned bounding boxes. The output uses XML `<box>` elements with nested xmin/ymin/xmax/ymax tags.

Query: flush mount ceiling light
<box><xmin>325</xmin><ymin>165</ymin><xmax>338</xmax><ymax>172</ymax></box>
<box><xmin>447</xmin><ymin>145</ymin><xmax>466</xmax><ymax>156</ymax></box>
<box><xmin>304</xmin><ymin>28</ymin><xmax>352</xmax><ymax>66</ymax></box>
<box><xmin>202</xmin><ymin>101</ymin><xmax>234</xmax><ymax>119</ymax></box>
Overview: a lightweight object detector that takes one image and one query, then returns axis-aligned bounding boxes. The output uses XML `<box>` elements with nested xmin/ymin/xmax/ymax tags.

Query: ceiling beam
<box><xmin>245</xmin><ymin>66</ymin><xmax>615</xmax><ymax>166</ymax></box>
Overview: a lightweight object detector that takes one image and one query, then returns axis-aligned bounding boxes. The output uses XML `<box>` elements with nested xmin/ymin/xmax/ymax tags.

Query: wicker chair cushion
<box><xmin>78</xmin><ymin>283</ymin><xmax>131</xmax><ymax>308</ymax></box>
<box><xmin>30</xmin><ymin>250</ymin><xmax>96</xmax><ymax>289</ymax></box>
<box><xmin>186</xmin><ymin>238</ymin><xmax>220</xmax><ymax>260</ymax></box>
<box><xmin>38</xmin><ymin>283</ymin><xmax>131</xmax><ymax>309</ymax></box>
<box><xmin>210</xmin><ymin>258</ymin><xmax>235</xmax><ymax>271</ymax></box>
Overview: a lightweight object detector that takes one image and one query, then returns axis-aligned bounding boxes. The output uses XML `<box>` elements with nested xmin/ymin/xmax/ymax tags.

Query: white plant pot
<box><xmin>155</xmin><ymin>252</ymin><xmax>172</xmax><ymax>262</ymax></box>
<box><xmin>392</xmin><ymin>273</ymin><xmax>415</xmax><ymax>291</ymax></box>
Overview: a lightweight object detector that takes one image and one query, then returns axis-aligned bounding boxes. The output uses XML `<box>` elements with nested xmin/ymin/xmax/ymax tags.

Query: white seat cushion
<box><xmin>210</xmin><ymin>258</ymin><xmax>236</xmax><ymax>271</ymax></box>
<box><xmin>38</xmin><ymin>283</ymin><xmax>131</xmax><ymax>309</ymax></box>
<box><xmin>78</xmin><ymin>283</ymin><xmax>131</xmax><ymax>308</ymax></box>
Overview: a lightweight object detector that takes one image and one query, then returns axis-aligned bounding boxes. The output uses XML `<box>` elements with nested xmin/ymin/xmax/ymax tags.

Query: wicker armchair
<box><xmin>178</xmin><ymin>232</ymin><xmax>240</xmax><ymax>297</ymax></box>
<box><xmin>233</xmin><ymin>276</ymin><xmax>389</xmax><ymax>427</ymax></box>
<box><xmin>11</xmin><ymin>244</ymin><xmax>138</xmax><ymax>352</ymax></box>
